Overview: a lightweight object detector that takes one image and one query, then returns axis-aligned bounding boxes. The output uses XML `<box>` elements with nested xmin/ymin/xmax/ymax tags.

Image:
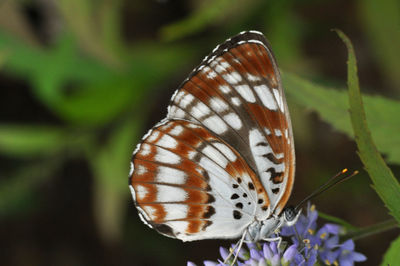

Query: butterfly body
<box><xmin>129</xmin><ymin>31</ymin><xmax>297</xmax><ymax>243</ymax></box>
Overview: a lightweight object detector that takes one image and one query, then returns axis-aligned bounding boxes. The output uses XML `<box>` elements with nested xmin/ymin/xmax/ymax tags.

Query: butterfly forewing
<box><xmin>130</xmin><ymin>31</ymin><xmax>295</xmax><ymax>242</ymax></box>
<box><xmin>167</xmin><ymin>31</ymin><xmax>294</xmax><ymax>213</ymax></box>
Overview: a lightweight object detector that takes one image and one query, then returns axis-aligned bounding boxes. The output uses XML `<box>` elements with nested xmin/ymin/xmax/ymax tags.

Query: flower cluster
<box><xmin>188</xmin><ymin>204</ymin><xmax>366</xmax><ymax>266</ymax></box>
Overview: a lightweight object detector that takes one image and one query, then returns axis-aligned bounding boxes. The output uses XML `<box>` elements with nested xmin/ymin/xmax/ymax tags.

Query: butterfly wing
<box><xmin>129</xmin><ymin>31</ymin><xmax>295</xmax><ymax>241</ymax></box>
<box><xmin>167</xmin><ymin>31</ymin><xmax>295</xmax><ymax>214</ymax></box>
<box><xmin>130</xmin><ymin>120</ymin><xmax>270</xmax><ymax>241</ymax></box>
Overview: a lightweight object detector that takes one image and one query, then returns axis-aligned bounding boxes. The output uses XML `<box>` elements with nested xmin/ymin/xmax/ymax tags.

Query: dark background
<box><xmin>0</xmin><ymin>0</ymin><xmax>399</xmax><ymax>265</ymax></box>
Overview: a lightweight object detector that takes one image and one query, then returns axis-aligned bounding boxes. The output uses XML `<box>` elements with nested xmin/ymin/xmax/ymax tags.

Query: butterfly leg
<box><xmin>262</xmin><ymin>236</ymin><xmax>282</xmax><ymax>249</ymax></box>
<box><xmin>223</xmin><ymin>230</ymin><xmax>247</xmax><ymax>266</ymax></box>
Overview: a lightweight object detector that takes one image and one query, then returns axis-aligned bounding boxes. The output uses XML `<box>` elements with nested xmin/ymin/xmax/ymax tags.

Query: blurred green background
<box><xmin>0</xmin><ymin>0</ymin><xmax>399</xmax><ymax>265</ymax></box>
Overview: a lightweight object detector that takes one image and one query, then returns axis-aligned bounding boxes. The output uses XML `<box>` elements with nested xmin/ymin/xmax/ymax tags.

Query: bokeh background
<box><xmin>0</xmin><ymin>0</ymin><xmax>399</xmax><ymax>265</ymax></box>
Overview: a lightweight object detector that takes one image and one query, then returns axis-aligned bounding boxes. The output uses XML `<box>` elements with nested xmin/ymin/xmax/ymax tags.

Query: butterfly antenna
<box><xmin>295</xmin><ymin>169</ymin><xmax>359</xmax><ymax>212</ymax></box>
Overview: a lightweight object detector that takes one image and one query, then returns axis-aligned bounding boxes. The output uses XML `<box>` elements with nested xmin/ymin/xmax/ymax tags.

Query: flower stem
<box><xmin>344</xmin><ymin>218</ymin><xmax>399</xmax><ymax>241</ymax></box>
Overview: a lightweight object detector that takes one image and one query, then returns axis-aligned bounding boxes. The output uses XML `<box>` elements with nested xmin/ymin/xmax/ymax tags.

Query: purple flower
<box><xmin>243</xmin><ymin>241</ymin><xmax>300</xmax><ymax>266</ymax></box>
<box><xmin>189</xmin><ymin>203</ymin><xmax>366</xmax><ymax>266</ymax></box>
<box><xmin>336</xmin><ymin>239</ymin><xmax>367</xmax><ymax>266</ymax></box>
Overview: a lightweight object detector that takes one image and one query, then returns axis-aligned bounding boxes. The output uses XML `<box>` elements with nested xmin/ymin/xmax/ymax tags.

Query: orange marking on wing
<box><xmin>186</xmin><ymin>205</ymin><xmax>208</xmax><ymax>219</ymax></box>
<box><xmin>131</xmin><ymin>168</ymin><xmax>154</xmax><ymax>183</ymax></box>
<box><xmin>247</xmin><ymin>103</ymin><xmax>286</xmax><ymax>153</ymax></box>
<box><xmin>251</xmin><ymin>44</ymin><xmax>278</xmax><ymax>87</ymax></box>
<box><xmin>181</xmin><ymin>83</ymin><xmax>212</xmax><ymax>104</ymax></box>
<box><xmin>140</xmin><ymin>203</ymin><xmax>166</xmax><ymax>223</ymax></box>
<box><xmin>186</xmin><ymin>220</ymin><xmax>207</xmax><ymax>234</ymax></box>
<box><xmin>183</xmin><ymin>72</ymin><xmax>229</xmax><ymax>99</ymax></box>
<box><xmin>191</xmin><ymin>75</ymin><xmax>229</xmax><ymax>98</ymax></box>
<box><xmin>146</xmin><ymin>131</ymin><xmax>164</xmax><ymax>144</ymax></box>
<box><xmin>131</xmin><ymin>160</ymin><xmax>157</xmax><ymax>182</ymax></box>
<box><xmin>248</xmin><ymin>103</ymin><xmax>282</xmax><ymax>128</ymax></box>
<box><xmin>189</xmin><ymin>124</ymin><xmax>218</xmax><ymax>141</ymax></box>
<box><xmin>133</xmin><ymin>183</ymin><xmax>157</xmax><ymax>203</ymax></box>
<box><xmin>173</xmin><ymin>139</ymin><xmax>194</xmax><ymax>156</ymax></box>
<box><xmin>222</xmin><ymin>48</ymin><xmax>260</xmax><ymax>77</ymax></box>
<box><xmin>134</xmin><ymin>143</ymin><xmax>156</xmax><ymax>161</ymax></box>
<box><xmin>228</xmin><ymin>44</ymin><xmax>270</xmax><ymax>78</ymax></box>
<box><xmin>132</xmin><ymin>159</ymin><xmax>208</xmax><ymax>190</ymax></box>
<box><xmin>185</xmin><ymin>189</ymin><xmax>209</xmax><ymax>204</ymax></box>
<box><xmin>159</xmin><ymin>122</ymin><xmax>201</xmax><ymax>148</ymax></box>
<box><xmin>185</xmin><ymin>174</ymin><xmax>209</xmax><ymax>190</ymax></box>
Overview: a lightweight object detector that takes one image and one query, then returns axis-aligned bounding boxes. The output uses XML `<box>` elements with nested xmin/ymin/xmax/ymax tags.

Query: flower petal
<box><xmin>262</xmin><ymin>243</ymin><xmax>273</xmax><ymax>259</ymax></box>
<box><xmin>341</xmin><ymin>239</ymin><xmax>355</xmax><ymax>251</ymax></box>
<box><xmin>283</xmin><ymin>244</ymin><xmax>298</xmax><ymax>262</ymax></box>
<box><xmin>219</xmin><ymin>247</ymin><xmax>229</xmax><ymax>261</ymax></box>
<box><xmin>324</xmin><ymin>223</ymin><xmax>341</xmax><ymax>234</ymax></box>
<box><xmin>270</xmin><ymin>254</ymin><xmax>280</xmax><ymax>266</ymax></box>
<box><xmin>324</xmin><ymin>235</ymin><xmax>339</xmax><ymax>249</ymax></box>
<box><xmin>203</xmin><ymin>261</ymin><xmax>219</xmax><ymax>266</ymax></box>
<box><xmin>250</xmin><ymin>248</ymin><xmax>262</xmax><ymax>260</ymax></box>
<box><xmin>270</xmin><ymin>241</ymin><xmax>278</xmax><ymax>254</ymax></box>
<box><xmin>352</xmin><ymin>251</ymin><xmax>367</xmax><ymax>262</ymax></box>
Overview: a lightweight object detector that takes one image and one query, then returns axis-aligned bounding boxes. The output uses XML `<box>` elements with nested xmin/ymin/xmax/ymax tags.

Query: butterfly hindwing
<box><xmin>130</xmin><ymin>120</ymin><xmax>271</xmax><ymax>241</ymax></box>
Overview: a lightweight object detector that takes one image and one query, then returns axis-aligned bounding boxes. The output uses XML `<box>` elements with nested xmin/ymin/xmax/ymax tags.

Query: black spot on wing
<box><xmin>153</xmin><ymin>223</ymin><xmax>175</xmax><ymax>237</ymax></box>
<box><xmin>207</xmin><ymin>194</ymin><xmax>216</xmax><ymax>203</ymax></box>
<box><xmin>233</xmin><ymin>210</ymin><xmax>242</xmax><ymax>220</ymax></box>
<box><xmin>203</xmin><ymin>206</ymin><xmax>216</xmax><ymax>218</ymax></box>
<box><xmin>262</xmin><ymin>153</ymin><xmax>281</xmax><ymax>164</ymax></box>
<box><xmin>272</xmin><ymin>188</ymin><xmax>280</xmax><ymax>194</ymax></box>
<box><xmin>266</xmin><ymin>167</ymin><xmax>283</xmax><ymax>184</ymax></box>
<box><xmin>235</xmin><ymin>202</ymin><xmax>243</xmax><ymax>209</ymax></box>
<box><xmin>202</xmin><ymin>220</ymin><xmax>213</xmax><ymax>231</ymax></box>
<box><xmin>256</xmin><ymin>142</ymin><xmax>268</xmax><ymax>146</ymax></box>
<box><xmin>231</xmin><ymin>193</ymin><xmax>239</xmax><ymax>200</ymax></box>
<box><xmin>248</xmin><ymin>182</ymin><xmax>255</xmax><ymax>190</ymax></box>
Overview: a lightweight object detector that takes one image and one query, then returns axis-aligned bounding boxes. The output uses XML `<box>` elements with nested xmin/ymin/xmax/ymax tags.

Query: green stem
<box><xmin>344</xmin><ymin>219</ymin><xmax>399</xmax><ymax>241</ymax></box>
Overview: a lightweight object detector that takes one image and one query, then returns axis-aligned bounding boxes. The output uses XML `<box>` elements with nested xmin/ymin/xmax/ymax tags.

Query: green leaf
<box><xmin>0</xmin><ymin>29</ymin><xmax>195</xmax><ymax>126</ymax></box>
<box><xmin>53</xmin><ymin>42</ymin><xmax>195</xmax><ymax>126</ymax></box>
<box><xmin>336</xmin><ymin>29</ymin><xmax>400</xmax><ymax>224</ymax></box>
<box><xmin>0</xmin><ymin>125</ymin><xmax>90</xmax><ymax>158</ymax></box>
<box><xmin>382</xmin><ymin>234</ymin><xmax>400</xmax><ymax>265</ymax></box>
<box><xmin>88</xmin><ymin>118</ymin><xmax>143</xmax><ymax>243</ymax></box>
<box><xmin>54</xmin><ymin>76</ymin><xmax>140</xmax><ymax>126</ymax></box>
<box><xmin>360</xmin><ymin>0</ymin><xmax>400</xmax><ymax>89</ymax></box>
<box><xmin>0</xmin><ymin>31</ymin><xmax>114</xmax><ymax>105</ymax></box>
<box><xmin>0</xmin><ymin>126</ymin><xmax>67</xmax><ymax>157</ymax></box>
<box><xmin>283</xmin><ymin>72</ymin><xmax>400</xmax><ymax>164</ymax></box>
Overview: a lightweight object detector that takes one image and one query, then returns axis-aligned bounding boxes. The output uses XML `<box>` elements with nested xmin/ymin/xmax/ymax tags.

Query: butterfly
<box><xmin>129</xmin><ymin>31</ymin><xmax>300</xmax><ymax>246</ymax></box>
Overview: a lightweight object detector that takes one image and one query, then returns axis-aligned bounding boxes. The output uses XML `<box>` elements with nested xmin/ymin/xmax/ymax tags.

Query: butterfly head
<box><xmin>247</xmin><ymin>207</ymin><xmax>301</xmax><ymax>242</ymax></box>
<box><xmin>282</xmin><ymin>206</ymin><xmax>301</xmax><ymax>227</ymax></box>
